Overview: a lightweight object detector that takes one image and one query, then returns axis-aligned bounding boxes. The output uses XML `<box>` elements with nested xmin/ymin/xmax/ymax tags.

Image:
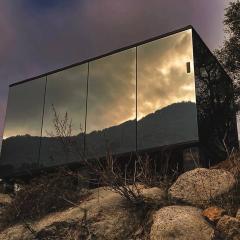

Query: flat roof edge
<box><xmin>9</xmin><ymin>25</ymin><xmax>193</xmax><ymax>87</ymax></box>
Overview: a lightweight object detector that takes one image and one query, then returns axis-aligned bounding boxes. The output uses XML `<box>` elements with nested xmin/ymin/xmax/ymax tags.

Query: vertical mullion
<box><xmin>38</xmin><ymin>75</ymin><xmax>47</xmax><ymax>167</ymax></box>
<box><xmin>136</xmin><ymin>47</ymin><xmax>138</xmax><ymax>153</ymax></box>
<box><xmin>84</xmin><ymin>62</ymin><xmax>90</xmax><ymax>157</ymax></box>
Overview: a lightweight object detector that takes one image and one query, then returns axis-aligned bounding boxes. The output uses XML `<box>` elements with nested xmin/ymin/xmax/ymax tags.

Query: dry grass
<box><xmin>83</xmin><ymin>152</ymin><xmax>174</xmax><ymax>208</ymax></box>
<box><xmin>35</xmin><ymin>210</ymin><xmax>96</xmax><ymax>240</ymax></box>
<box><xmin>0</xmin><ymin>168</ymin><xmax>90</xmax><ymax>230</ymax></box>
<box><xmin>209</xmin><ymin>150</ymin><xmax>240</xmax><ymax>216</ymax></box>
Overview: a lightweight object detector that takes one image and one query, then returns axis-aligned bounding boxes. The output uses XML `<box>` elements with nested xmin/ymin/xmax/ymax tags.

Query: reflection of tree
<box><xmin>193</xmin><ymin>32</ymin><xmax>238</xmax><ymax>165</ymax></box>
<box><xmin>47</xmin><ymin>105</ymin><xmax>74</xmax><ymax>158</ymax></box>
<box><xmin>42</xmin><ymin>104</ymin><xmax>85</xmax><ymax>167</ymax></box>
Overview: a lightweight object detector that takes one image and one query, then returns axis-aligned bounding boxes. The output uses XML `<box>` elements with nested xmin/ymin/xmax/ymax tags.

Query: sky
<box><xmin>0</xmin><ymin>0</ymin><xmax>233</xmax><ymax>140</ymax></box>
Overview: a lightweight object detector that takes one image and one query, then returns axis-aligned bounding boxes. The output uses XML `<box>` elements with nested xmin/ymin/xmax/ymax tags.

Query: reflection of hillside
<box><xmin>0</xmin><ymin>101</ymin><xmax>198</xmax><ymax>175</ymax></box>
<box><xmin>0</xmin><ymin>135</ymin><xmax>41</xmax><ymax>176</ymax></box>
<box><xmin>138</xmin><ymin>101</ymin><xmax>198</xmax><ymax>149</ymax></box>
<box><xmin>86</xmin><ymin>101</ymin><xmax>198</xmax><ymax>157</ymax></box>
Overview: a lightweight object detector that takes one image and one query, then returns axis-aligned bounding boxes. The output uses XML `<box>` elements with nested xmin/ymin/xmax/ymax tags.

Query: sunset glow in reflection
<box><xmin>137</xmin><ymin>29</ymin><xmax>195</xmax><ymax>120</ymax></box>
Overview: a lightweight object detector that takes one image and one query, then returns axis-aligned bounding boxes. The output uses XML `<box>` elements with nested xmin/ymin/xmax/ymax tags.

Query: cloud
<box><xmin>43</xmin><ymin>65</ymin><xmax>88</xmax><ymax>136</ymax></box>
<box><xmin>137</xmin><ymin>29</ymin><xmax>195</xmax><ymax>119</ymax></box>
<box><xmin>86</xmin><ymin>48</ymin><xmax>136</xmax><ymax>133</ymax></box>
<box><xmin>3</xmin><ymin>78</ymin><xmax>46</xmax><ymax>138</ymax></box>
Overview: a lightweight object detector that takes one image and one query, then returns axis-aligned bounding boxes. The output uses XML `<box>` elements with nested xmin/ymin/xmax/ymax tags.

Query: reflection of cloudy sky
<box><xmin>42</xmin><ymin>65</ymin><xmax>88</xmax><ymax>136</ymax></box>
<box><xmin>87</xmin><ymin>49</ymin><xmax>136</xmax><ymax>133</ymax></box>
<box><xmin>87</xmin><ymin>30</ymin><xmax>195</xmax><ymax>132</ymax></box>
<box><xmin>3</xmin><ymin>78</ymin><xmax>46</xmax><ymax>138</ymax></box>
<box><xmin>138</xmin><ymin>30</ymin><xmax>195</xmax><ymax>119</ymax></box>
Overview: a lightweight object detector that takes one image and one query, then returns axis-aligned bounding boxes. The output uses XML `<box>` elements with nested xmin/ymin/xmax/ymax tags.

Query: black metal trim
<box><xmin>84</xmin><ymin>62</ymin><xmax>90</xmax><ymax>155</ymax></box>
<box><xmin>9</xmin><ymin>25</ymin><xmax>193</xmax><ymax>87</ymax></box>
<box><xmin>135</xmin><ymin>47</ymin><xmax>138</xmax><ymax>152</ymax></box>
<box><xmin>38</xmin><ymin>76</ymin><xmax>48</xmax><ymax>167</ymax></box>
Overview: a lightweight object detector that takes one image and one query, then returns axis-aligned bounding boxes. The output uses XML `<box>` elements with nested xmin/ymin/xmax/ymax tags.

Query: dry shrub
<box><xmin>135</xmin><ymin>154</ymin><xmax>177</xmax><ymax>190</ymax></box>
<box><xmin>1</xmin><ymin>168</ymin><xmax>89</xmax><ymax>229</ymax></box>
<box><xmin>83</xmin><ymin>152</ymin><xmax>172</xmax><ymax>208</ymax></box>
<box><xmin>209</xmin><ymin>150</ymin><xmax>240</xmax><ymax>215</ymax></box>
<box><xmin>212</xmin><ymin>150</ymin><xmax>240</xmax><ymax>178</ymax></box>
<box><xmin>84</xmin><ymin>154</ymin><xmax>145</xmax><ymax>206</ymax></box>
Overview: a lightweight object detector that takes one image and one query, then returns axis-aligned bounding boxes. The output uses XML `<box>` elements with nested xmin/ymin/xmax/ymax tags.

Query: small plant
<box><xmin>86</xmin><ymin>154</ymin><xmax>145</xmax><ymax>205</ymax></box>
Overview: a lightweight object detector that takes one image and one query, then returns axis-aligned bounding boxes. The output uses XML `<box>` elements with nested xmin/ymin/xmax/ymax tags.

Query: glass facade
<box><xmin>86</xmin><ymin>48</ymin><xmax>136</xmax><ymax>158</ymax></box>
<box><xmin>40</xmin><ymin>64</ymin><xmax>88</xmax><ymax>167</ymax></box>
<box><xmin>0</xmin><ymin>26</ymin><xmax>238</xmax><ymax>177</ymax></box>
<box><xmin>0</xmin><ymin>77</ymin><xmax>46</xmax><ymax>175</ymax></box>
<box><xmin>137</xmin><ymin>29</ymin><xmax>198</xmax><ymax>150</ymax></box>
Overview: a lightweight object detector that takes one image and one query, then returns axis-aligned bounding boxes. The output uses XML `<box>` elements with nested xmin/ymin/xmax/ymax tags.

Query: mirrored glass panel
<box><xmin>86</xmin><ymin>48</ymin><xmax>136</xmax><ymax>158</ymax></box>
<box><xmin>40</xmin><ymin>64</ymin><xmax>88</xmax><ymax>167</ymax></box>
<box><xmin>137</xmin><ymin>29</ymin><xmax>198</xmax><ymax>150</ymax></box>
<box><xmin>0</xmin><ymin>77</ymin><xmax>46</xmax><ymax>176</ymax></box>
<box><xmin>193</xmin><ymin>31</ymin><xmax>238</xmax><ymax>165</ymax></box>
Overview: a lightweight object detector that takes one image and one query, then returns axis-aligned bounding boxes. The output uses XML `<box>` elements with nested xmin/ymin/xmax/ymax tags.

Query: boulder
<box><xmin>0</xmin><ymin>187</ymin><xmax>145</xmax><ymax>240</ymax></box>
<box><xmin>202</xmin><ymin>206</ymin><xmax>226</xmax><ymax>223</ymax></box>
<box><xmin>0</xmin><ymin>224</ymin><xmax>34</xmax><ymax>240</ymax></box>
<box><xmin>87</xmin><ymin>188</ymin><xmax>141</xmax><ymax>240</ymax></box>
<box><xmin>168</xmin><ymin>168</ymin><xmax>236</xmax><ymax>206</ymax></box>
<box><xmin>36</xmin><ymin>220</ymin><xmax>89</xmax><ymax>240</ymax></box>
<box><xmin>150</xmin><ymin>205</ymin><xmax>214</xmax><ymax>240</ymax></box>
<box><xmin>216</xmin><ymin>215</ymin><xmax>240</xmax><ymax>240</ymax></box>
<box><xmin>140</xmin><ymin>186</ymin><xmax>167</xmax><ymax>202</ymax></box>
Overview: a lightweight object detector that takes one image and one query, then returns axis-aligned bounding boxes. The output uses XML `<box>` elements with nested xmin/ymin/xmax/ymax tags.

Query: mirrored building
<box><xmin>0</xmin><ymin>26</ymin><xmax>238</xmax><ymax>178</ymax></box>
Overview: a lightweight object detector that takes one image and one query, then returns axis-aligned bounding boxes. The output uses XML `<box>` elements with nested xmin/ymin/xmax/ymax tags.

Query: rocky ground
<box><xmin>0</xmin><ymin>157</ymin><xmax>239</xmax><ymax>240</ymax></box>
